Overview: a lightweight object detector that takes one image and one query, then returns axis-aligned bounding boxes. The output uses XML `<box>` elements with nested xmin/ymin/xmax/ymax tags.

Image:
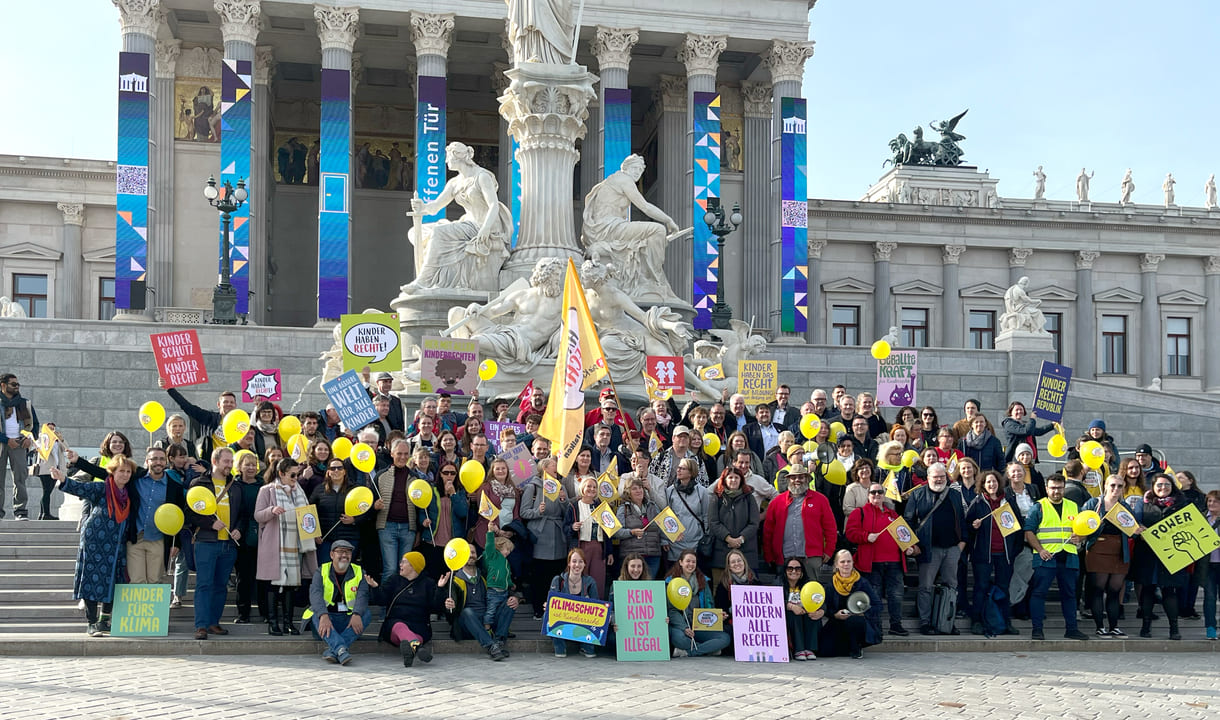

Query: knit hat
<box><xmin>1088</xmin><ymin>419</ymin><xmax>1105</xmax><ymax>431</ymax></box>
<box><xmin>1014</xmin><ymin>443</ymin><xmax>1034</xmax><ymax>458</ymax></box>
<box><xmin>1135</xmin><ymin>443</ymin><xmax>1153</xmax><ymax>455</ymax></box>
<box><xmin>402</xmin><ymin>551</ymin><xmax>425</xmax><ymax>573</ymax></box>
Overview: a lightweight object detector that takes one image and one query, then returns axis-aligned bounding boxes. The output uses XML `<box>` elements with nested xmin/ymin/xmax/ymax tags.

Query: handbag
<box><xmin>674</xmin><ymin>488</ymin><xmax>714</xmax><ymax>556</ymax></box>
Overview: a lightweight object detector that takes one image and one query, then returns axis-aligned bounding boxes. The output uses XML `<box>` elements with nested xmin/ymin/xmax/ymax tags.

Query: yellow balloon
<box><xmin>444</xmin><ymin>538</ymin><xmax>471</xmax><ymax>571</ymax></box>
<box><xmin>822</xmin><ymin>459</ymin><xmax>847</xmax><ymax>486</ymax></box>
<box><xmin>828</xmin><ymin>422</ymin><xmax>847</xmax><ymax>443</ymax></box>
<box><xmin>703</xmin><ymin>432</ymin><xmax>721</xmax><ymax>456</ymax></box>
<box><xmin>1047</xmin><ymin>433</ymin><xmax>1067</xmax><ymax>458</ymax></box>
<box><xmin>800</xmin><ymin>581</ymin><xmax>825</xmax><ymax>613</ymax></box>
<box><xmin>286</xmin><ymin>433</ymin><xmax>309</xmax><ymax>462</ymax></box>
<box><xmin>186</xmin><ymin>486</ymin><xmax>217</xmax><ymax>516</ymax></box>
<box><xmin>799</xmin><ymin>413</ymin><xmax>821</xmax><ymax>440</ymax></box>
<box><xmin>1072</xmin><ymin>510</ymin><xmax>1102</xmax><ymax>536</ymax></box>
<box><xmin>344</xmin><ymin>486</ymin><xmax>374</xmax><ymax>516</ymax></box>
<box><xmin>351</xmin><ymin>442</ymin><xmax>376</xmax><ymax>473</ymax></box>
<box><xmin>153</xmin><ymin>503</ymin><xmax>184</xmax><ymax>535</ymax></box>
<box><xmin>1079</xmin><ymin>440</ymin><xmax>1105</xmax><ymax>470</ymax></box>
<box><xmin>331</xmin><ymin>437</ymin><xmax>353</xmax><ymax>460</ymax></box>
<box><xmin>221</xmin><ymin>409</ymin><xmax>250</xmax><ymax>444</ymax></box>
<box><xmin>666</xmin><ymin>577</ymin><xmax>693</xmax><ymax>611</ymax></box>
<box><xmin>278</xmin><ymin>415</ymin><xmax>302</xmax><ymax>444</ymax></box>
<box><xmin>139</xmin><ymin>401</ymin><xmax>166</xmax><ymax>433</ymax></box>
<box><xmin>901</xmin><ymin>450</ymin><xmax>920</xmax><ymax>469</ymax></box>
<box><xmin>459</xmin><ymin>459</ymin><xmax>486</xmax><ymax>494</ymax></box>
<box><xmin>478</xmin><ymin>359</ymin><xmax>499</xmax><ymax>381</ymax></box>
<box><xmin>408</xmin><ymin>478</ymin><xmax>433</xmax><ymax>508</ymax></box>
<box><xmin>871</xmin><ymin>340</ymin><xmax>892</xmax><ymax>360</ymax></box>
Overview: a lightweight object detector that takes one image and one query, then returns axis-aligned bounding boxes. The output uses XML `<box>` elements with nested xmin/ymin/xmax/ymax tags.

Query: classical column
<box><xmin>1008</xmin><ymin>248</ymin><xmax>1032</xmax><ymax>285</ymax></box>
<box><xmin>151</xmin><ymin>38</ymin><xmax>179</xmax><ymax>315</ymax></box>
<box><xmin>56</xmin><ymin>203</ymin><xmax>85</xmax><ymax>319</ymax></box>
<box><xmin>592</xmin><ymin>27</ymin><xmax>638</xmax><ymax>178</ymax></box>
<box><xmin>249</xmin><ymin>45</ymin><xmax>275</xmax><ymax>325</ymax></box>
<box><xmin>1075</xmin><ymin>250</ymin><xmax>1099</xmax><ymax>379</ymax></box>
<box><xmin>873</xmin><ymin>242</ymin><xmax>897</xmax><ymax>338</ymax></box>
<box><xmin>655</xmin><ymin>74</ymin><xmax>687</xmax><ymax>300</ymax></box>
<box><xmin>765</xmin><ymin>40</ymin><xmax>814</xmax><ymax>338</ymax></box>
<box><xmin>741</xmin><ymin>80</ymin><xmax>772</xmax><ymax>333</ymax></box>
<box><xmin>805</xmin><ymin>239</ymin><xmax>826</xmax><ymax>344</ymax></box>
<box><xmin>1205</xmin><ymin>256</ymin><xmax>1220</xmax><ymax>392</ymax></box>
<box><xmin>1139</xmin><ymin>253</ymin><xmax>1164</xmax><ymax>385</ymax></box>
<box><xmin>942</xmin><ymin>245</ymin><xmax>966</xmax><ymax>347</ymax></box>
<box><xmin>492</xmin><ymin>62</ymin><xmax>513</xmax><ymax>203</ymax></box>
<box><xmin>681</xmin><ymin>34</ymin><xmax>726</xmax><ymax>326</ymax></box>
<box><xmin>579</xmin><ymin>94</ymin><xmax>600</xmax><ymax>215</ymax></box>
<box><xmin>314</xmin><ymin>4</ymin><xmax>359</xmax><ymax>323</ymax></box>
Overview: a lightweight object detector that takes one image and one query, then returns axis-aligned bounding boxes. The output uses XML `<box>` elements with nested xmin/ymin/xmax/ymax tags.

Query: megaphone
<box><xmin>815</xmin><ymin>442</ymin><xmax>835</xmax><ymax>465</ymax></box>
<box><xmin>846</xmin><ymin>591</ymin><xmax>872</xmax><ymax>615</ymax></box>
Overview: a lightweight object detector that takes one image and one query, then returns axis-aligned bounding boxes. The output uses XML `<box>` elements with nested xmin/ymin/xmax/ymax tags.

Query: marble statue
<box><xmin>684</xmin><ymin>320</ymin><xmax>769</xmax><ymax>400</ymax></box>
<box><xmin>1076</xmin><ymin>168</ymin><xmax>1093</xmax><ymax>203</ymax></box>
<box><xmin>1032</xmin><ymin>166</ymin><xmax>1046</xmax><ymax>200</ymax></box>
<box><xmin>722</xmin><ymin>131</ymin><xmax>742</xmax><ymax>172</ymax></box>
<box><xmin>445</xmin><ymin>257</ymin><xmax>566</xmax><ymax>371</ymax></box>
<box><xmin>1163</xmin><ymin>173</ymin><xmax>1176</xmax><ymax>206</ymax></box>
<box><xmin>0</xmin><ymin>297</ymin><xmax>27</xmax><ymax>318</ymax></box>
<box><xmin>1206</xmin><ymin>174</ymin><xmax>1217</xmax><ymax>210</ymax></box>
<box><xmin>999</xmin><ymin>276</ymin><xmax>1048</xmax><ymax>334</ymax></box>
<box><xmin>580</xmin><ymin>261</ymin><xmax>693</xmax><ymax>377</ymax></box>
<box><xmin>401</xmin><ymin>142</ymin><xmax>513</xmax><ymax>295</ymax></box>
<box><xmin>1120</xmin><ymin>169</ymin><xmax>1135</xmax><ymax>205</ymax></box>
<box><xmin>880</xmin><ymin>325</ymin><xmax>900</xmax><ymax>348</ymax></box>
<box><xmin>581</xmin><ymin>154</ymin><xmax>689</xmax><ymax>302</ymax></box>
<box><xmin>505</xmin><ymin>0</ymin><xmax>574</xmax><ymax>65</ymax></box>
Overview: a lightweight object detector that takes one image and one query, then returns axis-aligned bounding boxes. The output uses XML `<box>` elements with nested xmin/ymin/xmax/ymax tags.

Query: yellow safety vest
<box><xmin>1034</xmin><ymin>498</ymin><xmax>1078</xmax><ymax>556</ymax></box>
<box><xmin>302</xmin><ymin>563</ymin><xmax>363</xmax><ymax>619</ymax></box>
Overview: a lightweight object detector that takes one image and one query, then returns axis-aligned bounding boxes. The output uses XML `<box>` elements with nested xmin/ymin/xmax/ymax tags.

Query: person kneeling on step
<box><xmin>302</xmin><ymin>540</ymin><xmax>372</xmax><ymax>665</ymax></box>
<box><xmin>373</xmin><ymin>551</ymin><xmax>449</xmax><ymax>667</ymax></box>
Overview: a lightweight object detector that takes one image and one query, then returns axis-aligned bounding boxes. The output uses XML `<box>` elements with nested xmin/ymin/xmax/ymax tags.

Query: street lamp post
<box><xmin>204</xmin><ymin>176</ymin><xmax>247</xmax><ymax>325</ymax></box>
<box><xmin>702</xmin><ymin>197</ymin><xmax>743</xmax><ymax>330</ymax></box>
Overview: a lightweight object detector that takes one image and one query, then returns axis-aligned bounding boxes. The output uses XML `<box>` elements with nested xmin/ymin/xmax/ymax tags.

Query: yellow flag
<box><xmin>478</xmin><ymin>491</ymin><xmax>499</xmax><ymax>520</ymax></box>
<box><xmin>648</xmin><ymin>430</ymin><xmax>663</xmax><ymax>458</ymax></box>
<box><xmin>296</xmin><ymin>504</ymin><xmax>321</xmax><ymax>540</ymax></box>
<box><xmin>592</xmin><ymin>501</ymin><xmax>621</xmax><ymax>535</ymax></box>
<box><xmin>35</xmin><ymin>423</ymin><xmax>56</xmax><ymax>462</ymax></box>
<box><xmin>650</xmin><ymin>506</ymin><xmax>686</xmax><ymax>542</ymax></box>
<box><xmin>884</xmin><ymin>471</ymin><xmax>902</xmax><ymax>502</ymax></box>
<box><xmin>542</xmin><ymin>473</ymin><xmax>562</xmax><ymax>501</ymax></box>
<box><xmin>698</xmin><ymin>363</ymin><xmax>724</xmax><ymax>381</ymax></box>
<box><xmin>884</xmin><ymin>515</ymin><xmax>919</xmax><ymax>552</ymax></box>
<box><xmin>596</xmin><ymin>471</ymin><xmax>620</xmax><ymax>502</ymax></box>
<box><xmin>990</xmin><ymin>501</ymin><xmax>1022</xmax><ymax>537</ymax></box>
<box><xmin>1102</xmin><ymin>501</ymin><xmax>1140</xmax><ymax>537</ymax></box>
<box><xmin>642</xmin><ymin>369</ymin><xmax>673</xmax><ymax>401</ymax></box>
<box><xmin>539</xmin><ymin>259</ymin><xmax>608</xmax><ymax>477</ymax></box>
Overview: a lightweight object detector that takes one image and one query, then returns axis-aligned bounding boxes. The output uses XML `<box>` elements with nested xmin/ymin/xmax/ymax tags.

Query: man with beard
<box><xmin>304</xmin><ymin>540</ymin><xmax>372</xmax><ymax>665</ymax></box>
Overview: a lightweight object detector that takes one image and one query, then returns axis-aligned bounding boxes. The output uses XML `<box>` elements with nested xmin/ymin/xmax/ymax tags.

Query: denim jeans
<box><xmin>785</xmin><ymin>610</ymin><xmax>820</xmax><ymax>653</ymax></box>
<box><xmin>1202</xmin><ymin>562</ymin><xmax>1219</xmax><ymax>630</ymax></box>
<box><xmin>379</xmin><ymin>522</ymin><xmax>415</xmax><ymax>583</ymax></box>
<box><xmin>869</xmin><ymin>561</ymin><xmax>906</xmax><ymax>626</ymax></box>
<box><xmin>484</xmin><ymin>587</ymin><xmax>510</xmax><ymax>627</ymax></box>
<box><xmin>193</xmin><ymin>540</ymin><xmax>237</xmax><ymax>629</ymax></box>
<box><xmin>172</xmin><ymin>548</ymin><xmax>189</xmax><ymax>599</ymax></box>
<box><xmin>1030</xmin><ymin>561</ymin><xmax>1078</xmax><ymax>633</ymax></box>
<box><xmin>916</xmin><ymin>545</ymin><xmax>960</xmax><ymax>626</ymax></box>
<box><xmin>310</xmin><ymin>608</ymin><xmax>371</xmax><ymax>656</ymax></box>
<box><xmin>456</xmin><ymin>606</ymin><xmax>514</xmax><ymax>648</ymax></box>
<box><xmin>667</xmin><ymin>625</ymin><xmax>732</xmax><ymax>657</ymax></box>
<box><xmin>972</xmin><ymin>553</ymin><xmax>1013</xmax><ymax>624</ymax></box>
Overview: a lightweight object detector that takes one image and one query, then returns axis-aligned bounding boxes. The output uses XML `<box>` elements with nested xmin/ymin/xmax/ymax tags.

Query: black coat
<box><xmin>373</xmin><ymin>572</ymin><xmax>445</xmax><ymax>643</ymax></box>
<box><xmin>707</xmin><ymin>488</ymin><xmax>759</xmax><ymax>569</ymax></box>
<box><xmin>185</xmin><ymin>474</ymin><xmax>247</xmax><ymax>543</ymax></box>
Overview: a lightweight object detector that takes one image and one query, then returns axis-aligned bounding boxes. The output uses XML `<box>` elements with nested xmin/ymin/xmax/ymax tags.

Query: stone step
<box><xmin>0</xmin><ymin>546</ymin><xmax>79</xmax><ymax>559</ymax></box>
<box><xmin>10</xmin><ymin>573</ymin><xmax>79</xmax><ymax>589</ymax></box>
<box><xmin>0</xmin><ymin>520</ymin><xmax>79</xmax><ymax>533</ymax></box>
<box><xmin>0</xmin><ymin>559</ymin><xmax>77</xmax><ymax>573</ymax></box>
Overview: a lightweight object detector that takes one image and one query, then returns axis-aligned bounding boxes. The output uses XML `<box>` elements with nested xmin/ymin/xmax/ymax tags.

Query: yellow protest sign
<box><xmin>698</xmin><ymin>363</ymin><xmax>724</xmax><ymax>381</ymax></box>
<box><xmin>591</xmin><ymin>501</ymin><xmax>621</xmax><ymax>535</ymax></box>
<box><xmin>883</xmin><ymin>471</ymin><xmax>902</xmax><ymax>502</ymax></box>
<box><xmin>990</xmin><ymin>501</ymin><xmax>1022</xmax><ymax>537</ymax></box>
<box><xmin>1142</xmin><ymin>505</ymin><xmax>1220</xmax><ymax>574</ymax></box>
<box><xmin>296</xmin><ymin>504</ymin><xmax>321</xmax><ymax>540</ymax></box>
<box><xmin>650</xmin><ymin>506</ymin><xmax>686</xmax><ymax>542</ymax></box>
<box><xmin>737</xmin><ymin>360</ymin><xmax>778</xmax><ymax>405</ymax></box>
<box><xmin>478</xmin><ymin>492</ymin><xmax>499</xmax><ymax>520</ymax></box>
<box><xmin>692</xmin><ymin>608</ymin><xmax>724</xmax><ymax>631</ymax></box>
<box><xmin>884</xmin><ymin>515</ymin><xmax>919</xmax><ymax>552</ymax></box>
<box><xmin>1101</xmin><ymin>501</ymin><xmax>1140</xmax><ymax>537</ymax></box>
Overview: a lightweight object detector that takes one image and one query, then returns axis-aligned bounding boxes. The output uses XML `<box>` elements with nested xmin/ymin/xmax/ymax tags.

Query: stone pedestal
<box><xmin>498</xmin><ymin>62</ymin><xmax>598</xmax><ymax>285</ymax></box>
<box><xmin>994</xmin><ymin>330</ymin><xmax>1054</xmax><ymax>354</ymax></box>
<box><xmin>862</xmin><ymin>165</ymin><xmax>1000</xmax><ymax>208</ymax></box>
<box><xmin>389</xmin><ymin>288</ymin><xmax>492</xmax><ymax>362</ymax></box>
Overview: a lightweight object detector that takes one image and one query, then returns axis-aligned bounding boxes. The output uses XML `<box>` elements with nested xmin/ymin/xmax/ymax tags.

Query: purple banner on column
<box><xmin>318</xmin><ymin>68</ymin><xmax>351</xmax><ymax>320</ymax></box>
<box><xmin>115</xmin><ymin>52</ymin><xmax>150</xmax><ymax>310</ymax></box>
<box><xmin>510</xmin><ymin>137</ymin><xmax>521</xmax><ymax>248</ymax></box>
<box><xmin>603</xmin><ymin>87</ymin><xmax>631</xmax><ymax>179</ymax></box>
<box><xmin>415</xmin><ymin>75</ymin><xmax>447</xmax><ymax>223</ymax></box>
<box><xmin>220</xmin><ymin>59</ymin><xmax>252</xmax><ymax>314</ymax></box>
<box><xmin>780</xmin><ymin>97</ymin><xmax>808</xmax><ymax>333</ymax></box>
<box><xmin>692</xmin><ymin>92</ymin><xmax>721</xmax><ymax>330</ymax></box>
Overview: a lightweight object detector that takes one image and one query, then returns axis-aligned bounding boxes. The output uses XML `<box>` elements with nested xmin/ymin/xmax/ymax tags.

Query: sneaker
<box><xmin>234</xmin><ymin>616</ymin><xmax>251</xmax><ymax>624</ymax></box>
<box><xmin>417</xmin><ymin>641</ymin><xmax>434</xmax><ymax>663</ymax></box>
<box><xmin>794</xmin><ymin>651</ymin><xmax>807</xmax><ymax>661</ymax></box>
<box><xmin>1095</xmin><ymin>628</ymin><xmax>1111</xmax><ymax>638</ymax></box>
<box><xmin>488</xmin><ymin>643</ymin><xmax>507</xmax><ymax>661</ymax></box>
<box><xmin>170</xmin><ymin>597</ymin><xmax>182</xmax><ymax>609</ymax></box>
<box><xmin>1064</xmin><ymin>630</ymin><xmax>1088</xmax><ymax>641</ymax></box>
<box><xmin>580</xmin><ymin>646</ymin><xmax>596</xmax><ymax>659</ymax></box>
<box><xmin>14</xmin><ymin>515</ymin><xmax>28</xmax><ymax>521</ymax></box>
<box><xmin>1110</xmin><ymin>627</ymin><xmax>1127</xmax><ymax>637</ymax></box>
<box><xmin>401</xmin><ymin>641</ymin><xmax>416</xmax><ymax>667</ymax></box>
<box><xmin>672</xmin><ymin>647</ymin><xmax>689</xmax><ymax>658</ymax></box>
<box><xmin>336</xmin><ymin>648</ymin><xmax>353</xmax><ymax>665</ymax></box>
<box><xmin>889</xmin><ymin>624</ymin><xmax>909</xmax><ymax>637</ymax></box>
<box><xmin>323</xmin><ymin>649</ymin><xmax>338</xmax><ymax>663</ymax></box>
<box><xmin>1139</xmin><ymin>628</ymin><xmax>1152</xmax><ymax>639</ymax></box>
<box><xmin>1207</xmin><ymin>627</ymin><xmax>1217</xmax><ymax>641</ymax></box>
<box><xmin>1003</xmin><ymin>625</ymin><xmax>1020</xmax><ymax>636</ymax></box>
<box><xmin>1031</xmin><ymin>629</ymin><xmax>1045</xmax><ymax>640</ymax></box>
<box><xmin>87</xmin><ymin>623</ymin><xmax>102</xmax><ymax>637</ymax></box>
<box><xmin>851</xmin><ymin>649</ymin><xmax>864</xmax><ymax>659</ymax></box>
<box><xmin>554</xmin><ymin>648</ymin><xmax>567</xmax><ymax>658</ymax></box>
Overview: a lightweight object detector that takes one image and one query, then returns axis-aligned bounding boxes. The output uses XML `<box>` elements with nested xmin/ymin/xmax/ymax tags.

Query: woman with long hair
<box><xmin>778</xmin><ymin>557</ymin><xmax>823</xmax><ymax>660</ymax></box>
<box><xmin>310</xmin><ymin>453</ymin><xmax>361</xmax><ymax>559</ymax></box>
<box><xmin>615</xmin><ymin>478</ymin><xmax>664</xmax><ymax>578</ymax></box>
<box><xmin>549</xmin><ymin>549</ymin><xmax>600</xmax><ymax>658</ymax></box>
<box><xmin>842</xmin><ymin>458</ymin><xmax>878</xmax><ymax>519</ymax></box>
<box><xmin>521</xmin><ymin>457</ymin><xmax>572</xmax><ymax>619</ymax></box>
<box><xmin>1120</xmin><ymin>458</ymin><xmax>1146</xmax><ymax>498</ymax></box>
<box><xmin>665</xmin><ymin>550</ymin><xmax>731</xmax><ymax>658</ymax></box>
<box><xmin>254</xmin><ymin>458</ymin><xmax>318</xmax><ymax>636</ymax></box>
<box><xmin>708</xmin><ymin>467</ymin><xmax>759</xmax><ymax>586</ymax></box>
<box><xmin>1082</xmin><ymin>475</ymin><xmax>1142</xmax><ymax>637</ymax></box>
<box><xmin>1133</xmin><ymin>473</ymin><xmax>1190</xmax><ymax>639</ymax></box>
<box><xmin>965</xmin><ymin>470</ymin><xmax>1019</xmax><ymax>637</ymax></box>
<box><xmin>299</xmin><ymin>437</ymin><xmax>333</xmax><ymax>497</ymax></box>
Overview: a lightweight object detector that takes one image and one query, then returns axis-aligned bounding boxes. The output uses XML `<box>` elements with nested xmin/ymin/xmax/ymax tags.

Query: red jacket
<box><xmin>762</xmin><ymin>490</ymin><xmax>836</xmax><ymax>565</ymax></box>
<box><xmin>844</xmin><ymin>503</ymin><xmax>907</xmax><ymax>573</ymax></box>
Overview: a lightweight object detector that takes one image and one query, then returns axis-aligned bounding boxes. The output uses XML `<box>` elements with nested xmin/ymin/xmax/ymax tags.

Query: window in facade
<box><xmin>901</xmin><ymin>307</ymin><xmax>928</xmax><ymax>348</ymax></box>
<box><xmin>12</xmin><ymin>274</ymin><xmax>48</xmax><ymax>318</ymax></box>
<box><xmin>1101</xmin><ymin>314</ymin><xmax>1128</xmax><ymax>374</ymax></box>
<box><xmin>831</xmin><ymin>305</ymin><xmax>860</xmax><ymax>346</ymax></box>
<box><xmin>968</xmin><ymin>310</ymin><xmax>995</xmax><ymax>350</ymax></box>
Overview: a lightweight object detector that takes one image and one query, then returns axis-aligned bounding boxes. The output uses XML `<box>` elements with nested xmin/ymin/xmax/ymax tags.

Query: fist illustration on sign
<box><xmin>1172</xmin><ymin>530</ymin><xmax>1201</xmax><ymax>558</ymax></box>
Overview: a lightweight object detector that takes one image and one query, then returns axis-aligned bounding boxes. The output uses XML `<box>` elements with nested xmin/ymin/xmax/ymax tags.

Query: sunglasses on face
<box><xmin>287</xmin><ymin>472</ymin><xmax>300</xmax><ymax>479</ymax></box>
<box><xmin>329</xmin><ymin>466</ymin><xmax>344</xmax><ymax>471</ymax></box>
<box><xmin>869</xmin><ymin>489</ymin><xmax>886</xmax><ymax>495</ymax></box>
<box><xmin>786</xmin><ymin>566</ymin><xmax>803</xmax><ymax>572</ymax></box>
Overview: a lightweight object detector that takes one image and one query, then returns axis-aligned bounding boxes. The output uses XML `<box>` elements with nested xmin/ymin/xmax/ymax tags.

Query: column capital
<box><xmin>155</xmin><ymin>39</ymin><xmax>181</xmax><ymax>79</ymax></box>
<box><xmin>874</xmin><ymin>242</ymin><xmax>897</xmax><ymax>262</ymax></box>
<box><xmin>591</xmin><ymin>27</ymin><xmax>639</xmax><ymax>73</ymax></box>
<box><xmin>1140</xmin><ymin>253</ymin><xmax>1165</xmax><ymax>272</ymax></box>
<box><xmin>1075</xmin><ymin>250</ymin><xmax>1100</xmax><ymax>270</ymax></box>
<box><xmin>808</xmin><ymin>238</ymin><xmax>827</xmax><ymax>260</ymax></box>
<box><xmin>215</xmin><ymin>0</ymin><xmax>261</xmax><ymax>46</ymax></box>
<box><xmin>1206</xmin><ymin>256</ymin><xmax>1220</xmax><ymax>275</ymax></box>
<box><xmin>654</xmin><ymin>74</ymin><xmax>687</xmax><ymax>113</ymax></box>
<box><xmin>491</xmin><ymin>62</ymin><xmax>512</xmax><ymax>96</ymax></box>
<box><xmin>253</xmin><ymin>45</ymin><xmax>275</xmax><ymax>85</ymax></box>
<box><xmin>764</xmin><ymin>40</ymin><xmax>814</xmax><ymax>85</ymax></box>
<box><xmin>57</xmin><ymin>203</ymin><xmax>85</xmax><ymax>227</ymax></box>
<box><xmin>741</xmin><ymin>80</ymin><xmax>772</xmax><ymax>119</ymax></box>
<box><xmin>314</xmin><ymin>4</ymin><xmax>360</xmax><ymax>53</ymax></box>
<box><xmin>942</xmin><ymin>244</ymin><xmax>966</xmax><ymax>265</ymax></box>
<box><xmin>1009</xmin><ymin>247</ymin><xmax>1033</xmax><ymax>267</ymax></box>
<box><xmin>409</xmin><ymin>11</ymin><xmax>454</xmax><ymax>58</ymax></box>
<box><xmin>679</xmin><ymin>34</ymin><xmax>726</xmax><ymax>78</ymax></box>
<box><xmin>112</xmin><ymin>0</ymin><xmax>160</xmax><ymax>38</ymax></box>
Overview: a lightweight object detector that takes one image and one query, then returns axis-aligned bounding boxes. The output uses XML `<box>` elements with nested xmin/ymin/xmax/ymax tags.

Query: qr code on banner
<box><xmin>781</xmin><ymin>200</ymin><xmax>807</xmax><ymax>228</ymax></box>
<box><xmin>117</xmin><ymin>165</ymin><xmax>148</xmax><ymax>195</ymax></box>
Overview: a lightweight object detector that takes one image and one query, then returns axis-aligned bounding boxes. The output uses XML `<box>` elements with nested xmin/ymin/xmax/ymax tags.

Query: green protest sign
<box><xmin>613</xmin><ymin>581</ymin><xmax>669</xmax><ymax>661</ymax></box>
<box><xmin>111</xmin><ymin>584</ymin><xmax>171</xmax><ymax>637</ymax></box>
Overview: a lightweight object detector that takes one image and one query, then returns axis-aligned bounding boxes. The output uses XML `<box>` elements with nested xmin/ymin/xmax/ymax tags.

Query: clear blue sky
<box><xmin>4</xmin><ymin>1</ymin><xmax>1216</xmax><ymax>206</ymax></box>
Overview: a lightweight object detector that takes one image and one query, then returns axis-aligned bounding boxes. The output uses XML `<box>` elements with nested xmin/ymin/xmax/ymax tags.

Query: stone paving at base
<box><xmin>1</xmin><ymin>651</ymin><xmax>1217</xmax><ymax>720</ymax></box>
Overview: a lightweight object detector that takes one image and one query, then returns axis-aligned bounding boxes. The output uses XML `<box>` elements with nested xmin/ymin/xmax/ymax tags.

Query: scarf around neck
<box><xmin>964</xmin><ymin>429</ymin><xmax>993</xmax><ymax>450</ymax></box>
<box><xmin>832</xmin><ymin>569</ymin><xmax>861</xmax><ymax>596</ymax></box>
<box><xmin>105</xmin><ymin>477</ymin><xmax>131</xmax><ymax>523</ymax></box>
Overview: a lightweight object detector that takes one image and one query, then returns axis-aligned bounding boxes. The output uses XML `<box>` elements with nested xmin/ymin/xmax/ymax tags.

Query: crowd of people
<box><xmin>6</xmin><ymin>367</ymin><xmax>1218</xmax><ymax>665</ymax></box>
